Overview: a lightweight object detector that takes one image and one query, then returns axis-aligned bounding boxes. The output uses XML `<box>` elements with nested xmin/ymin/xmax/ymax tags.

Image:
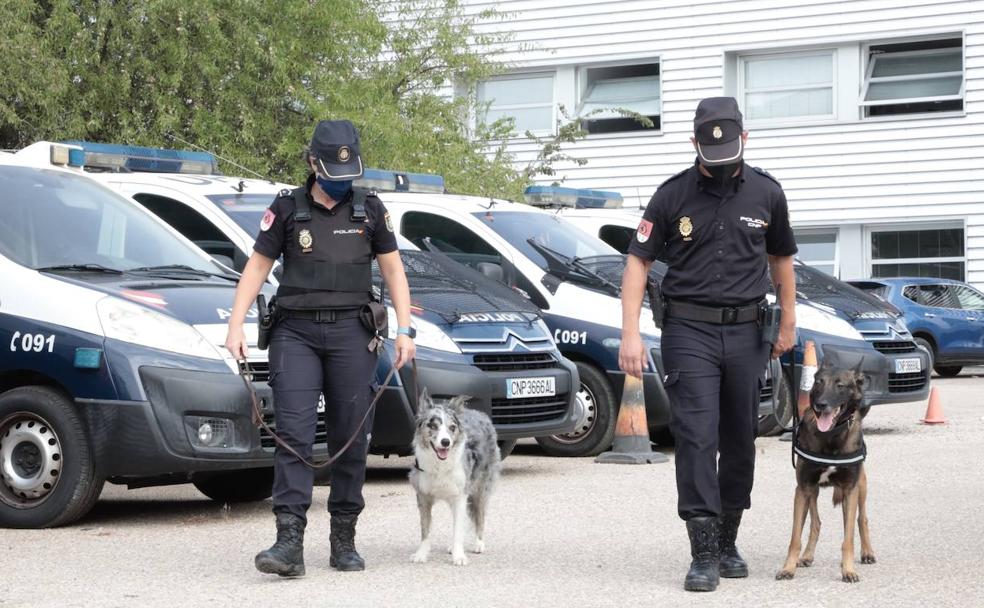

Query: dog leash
<box><xmin>238</xmin><ymin>358</ymin><xmax>403</xmax><ymax>470</ymax></box>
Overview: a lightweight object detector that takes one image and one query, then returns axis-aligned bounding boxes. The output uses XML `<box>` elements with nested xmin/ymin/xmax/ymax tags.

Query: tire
<box><xmin>934</xmin><ymin>365</ymin><xmax>962</xmax><ymax>378</ymax></box>
<box><xmin>496</xmin><ymin>440</ymin><xmax>517</xmax><ymax>460</ymax></box>
<box><xmin>0</xmin><ymin>387</ymin><xmax>103</xmax><ymax>528</ymax></box>
<box><xmin>536</xmin><ymin>362</ymin><xmax>617</xmax><ymax>457</ymax></box>
<box><xmin>914</xmin><ymin>337</ymin><xmax>935</xmax><ymax>370</ymax></box>
<box><xmin>192</xmin><ymin>468</ymin><xmax>274</xmax><ymax>503</ymax></box>
<box><xmin>758</xmin><ymin>368</ymin><xmax>794</xmax><ymax>437</ymax></box>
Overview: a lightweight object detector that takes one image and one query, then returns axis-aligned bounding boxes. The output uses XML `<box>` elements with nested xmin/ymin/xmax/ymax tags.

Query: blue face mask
<box><xmin>316</xmin><ymin>177</ymin><xmax>352</xmax><ymax>202</ymax></box>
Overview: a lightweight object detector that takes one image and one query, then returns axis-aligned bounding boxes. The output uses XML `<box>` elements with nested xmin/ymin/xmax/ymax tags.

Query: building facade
<box><xmin>465</xmin><ymin>0</ymin><xmax>984</xmax><ymax>287</ymax></box>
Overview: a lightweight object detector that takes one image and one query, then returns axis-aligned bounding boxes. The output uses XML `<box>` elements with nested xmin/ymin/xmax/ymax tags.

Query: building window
<box><xmin>861</xmin><ymin>37</ymin><xmax>963</xmax><ymax>117</ymax></box>
<box><xmin>870</xmin><ymin>226</ymin><xmax>964</xmax><ymax>280</ymax></box>
<box><xmin>794</xmin><ymin>230</ymin><xmax>838</xmax><ymax>276</ymax></box>
<box><xmin>578</xmin><ymin>62</ymin><xmax>660</xmax><ymax>134</ymax></box>
<box><xmin>477</xmin><ymin>73</ymin><xmax>555</xmax><ymax>135</ymax></box>
<box><xmin>740</xmin><ymin>52</ymin><xmax>835</xmax><ymax>122</ymax></box>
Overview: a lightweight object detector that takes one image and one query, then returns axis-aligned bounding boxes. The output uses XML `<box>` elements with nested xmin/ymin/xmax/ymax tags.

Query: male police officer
<box><xmin>225</xmin><ymin>119</ymin><xmax>415</xmax><ymax>577</ymax></box>
<box><xmin>619</xmin><ymin>97</ymin><xmax>797</xmax><ymax>592</ymax></box>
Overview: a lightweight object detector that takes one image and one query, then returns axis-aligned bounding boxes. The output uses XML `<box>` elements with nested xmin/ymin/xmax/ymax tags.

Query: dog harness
<box><xmin>791</xmin><ymin>414</ymin><xmax>867</xmax><ymax>467</ymax></box>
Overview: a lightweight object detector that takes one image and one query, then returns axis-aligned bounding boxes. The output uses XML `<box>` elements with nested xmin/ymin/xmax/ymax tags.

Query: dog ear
<box><xmin>853</xmin><ymin>358</ymin><xmax>865</xmax><ymax>385</ymax></box>
<box><xmin>446</xmin><ymin>395</ymin><xmax>471</xmax><ymax>414</ymax></box>
<box><xmin>418</xmin><ymin>387</ymin><xmax>433</xmax><ymax>412</ymax></box>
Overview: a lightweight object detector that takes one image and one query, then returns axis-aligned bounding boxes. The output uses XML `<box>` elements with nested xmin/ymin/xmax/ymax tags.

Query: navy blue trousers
<box><xmin>661</xmin><ymin>317</ymin><xmax>769</xmax><ymax>521</ymax></box>
<box><xmin>267</xmin><ymin>317</ymin><xmax>377</xmax><ymax>524</ymax></box>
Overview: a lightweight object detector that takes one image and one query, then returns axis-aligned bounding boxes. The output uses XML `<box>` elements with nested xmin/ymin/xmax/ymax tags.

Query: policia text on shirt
<box><xmin>224</xmin><ymin>120</ymin><xmax>416</xmax><ymax>578</ymax></box>
<box><xmin>619</xmin><ymin>97</ymin><xmax>797</xmax><ymax>593</ymax></box>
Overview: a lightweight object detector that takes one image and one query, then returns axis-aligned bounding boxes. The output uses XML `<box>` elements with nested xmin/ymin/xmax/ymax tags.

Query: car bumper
<box><xmin>815</xmin><ymin>342</ymin><xmax>930</xmax><ymax>406</ymax></box>
<box><xmin>866</xmin><ymin>345</ymin><xmax>931</xmax><ymax>404</ymax></box>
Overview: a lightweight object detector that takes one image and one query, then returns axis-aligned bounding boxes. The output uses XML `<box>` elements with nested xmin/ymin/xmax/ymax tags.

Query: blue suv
<box><xmin>849</xmin><ymin>278</ymin><xmax>984</xmax><ymax>377</ymax></box>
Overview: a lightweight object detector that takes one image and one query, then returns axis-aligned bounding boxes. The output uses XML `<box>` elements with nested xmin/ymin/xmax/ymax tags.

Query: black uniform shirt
<box><xmin>628</xmin><ymin>160</ymin><xmax>798</xmax><ymax>306</ymax></box>
<box><xmin>253</xmin><ymin>174</ymin><xmax>398</xmax><ymax>260</ymax></box>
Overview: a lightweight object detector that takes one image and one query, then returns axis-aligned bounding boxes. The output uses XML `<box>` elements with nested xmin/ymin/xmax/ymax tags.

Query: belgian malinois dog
<box><xmin>776</xmin><ymin>360</ymin><xmax>876</xmax><ymax>583</ymax></box>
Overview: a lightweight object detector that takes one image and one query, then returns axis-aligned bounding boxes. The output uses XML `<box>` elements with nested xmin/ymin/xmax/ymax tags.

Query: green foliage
<box><xmin>0</xmin><ymin>0</ymin><xmax>531</xmax><ymax>196</ymax></box>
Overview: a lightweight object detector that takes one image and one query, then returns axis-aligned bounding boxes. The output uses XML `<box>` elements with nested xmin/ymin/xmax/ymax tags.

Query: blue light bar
<box><xmin>62</xmin><ymin>141</ymin><xmax>219</xmax><ymax>174</ymax></box>
<box><xmin>354</xmin><ymin>168</ymin><xmax>445</xmax><ymax>194</ymax></box>
<box><xmin>524</xmin><ymin>185</ymin><xmax>623</xmax><ymax>209</ymax></box>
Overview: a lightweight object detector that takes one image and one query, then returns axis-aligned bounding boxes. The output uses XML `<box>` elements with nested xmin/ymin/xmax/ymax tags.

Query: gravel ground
<box><xmin>3</xmin><ymin>372</ymin><xmax>982</xmax><ymax>608</ymax></box>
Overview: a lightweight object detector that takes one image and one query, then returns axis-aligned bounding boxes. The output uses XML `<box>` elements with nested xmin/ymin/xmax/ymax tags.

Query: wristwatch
<box><xmin>397</xmin><ymin>326</ymin><xmax>416</xmax><ymax>339</ymax></box>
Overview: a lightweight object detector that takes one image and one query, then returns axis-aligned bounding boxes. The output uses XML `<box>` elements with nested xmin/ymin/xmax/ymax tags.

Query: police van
<box><xmin>0</xmin><ymin>142</ymin><xmax>286</xmax><ymax>527</ymax></box>
<box><xmin>74</xmin><ymin>143</ymin><xmax>579</xmax><ymax>458</ymax></box>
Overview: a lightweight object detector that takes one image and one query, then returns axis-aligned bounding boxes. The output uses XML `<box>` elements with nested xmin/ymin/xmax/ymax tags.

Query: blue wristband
<box><xmin>397</xmin><ymin>326</ymin><xmax>416</xmax><ymax>338</ymax></box>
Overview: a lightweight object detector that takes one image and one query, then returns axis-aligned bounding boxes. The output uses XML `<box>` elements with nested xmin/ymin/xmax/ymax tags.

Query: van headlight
<box><xmin>97</xmin><ymin>296</ymin><xmax>223</xmax><ymax>360</ymax></box>
<box><xmin>387</xmin><ymin>307</ymin><xmax>460</xmax><ymax>353</ymax></box>
<box><xmin>796</xmin><ymin>303</ymin><xmax>863</xmax><ymax>341</ymax></box>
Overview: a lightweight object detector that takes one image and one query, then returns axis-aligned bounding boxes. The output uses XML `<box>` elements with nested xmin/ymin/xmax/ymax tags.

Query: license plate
<box><xmin>506</xmin><ymin>377</ymin><xmax>556</xmax><ymax>399</ymax></box>
<box><xmin>895</xmin><ymin>358</ymin><xmax>922</xmax><ymax>373</ymax></box>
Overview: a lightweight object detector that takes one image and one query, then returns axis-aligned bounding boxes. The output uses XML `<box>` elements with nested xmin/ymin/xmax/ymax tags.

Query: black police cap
<box><xmin>310</xmin><ymin>119</ymin><xmax>364</xmax><ymax>180</ymax></box>
<box><xmin>693</xmin><ymin>97</ymin><xmax>744</xmax><ymax>166</ymax></box>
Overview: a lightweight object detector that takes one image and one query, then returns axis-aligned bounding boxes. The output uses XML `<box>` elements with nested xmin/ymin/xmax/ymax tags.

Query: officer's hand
<box><xmin>225</xmin><ymin>323</ymin><xmax>248</xmax><ymax>361</ymax></box>
<box><xmin>772</xmin><ymin>322</ymin><xmax>795</xmax><ymax>359</ymax></box>
<box><xmin>394</xmin><ymin>334</ymin><xmax>415</xmax><ymax>369</ymax></box>
<box><xmin>618</xmin><ymin>331</ymin><xmax>647</xmax><ymax>379</ymax></box>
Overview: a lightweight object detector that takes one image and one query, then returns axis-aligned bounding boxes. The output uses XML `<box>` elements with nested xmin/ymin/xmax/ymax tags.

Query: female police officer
<box><xmin>225</xmin><ymin>120</ymin><xmax>415</xmax><ymax>577</ymax></box>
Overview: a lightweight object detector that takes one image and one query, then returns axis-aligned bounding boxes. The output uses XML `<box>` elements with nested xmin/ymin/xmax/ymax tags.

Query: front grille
<box><xmin>872</xmin><ymin>341</ymin><xmax>917</xmax><ymax>354</ymax></box>
<box><xmin>259</xmin><ymin>414</ymin><xmax>328</xmax><ymax>450</ymax></box>
<box><xmin>888</xmin><ymin>372</ymin><xmax>927</xmax><ymax>393</ymax></box>
<box><xmin>247</xmin><ymin>361</ymin><xmax>271</xmax><ymax>383</ymax></box>
<box><xmin>490</xmin><ymin>395</ymin><xmax>569</xmax><ymax>425</ymax></box>
<box><xmin>473</xmin><ymin>353</ymin><xmax>556</xmax><ymax>372</ymax></box>
<box><xmin>759</xmin><ymin>378</ymin><xmax>774</xmax><ymax>402</ymax></box>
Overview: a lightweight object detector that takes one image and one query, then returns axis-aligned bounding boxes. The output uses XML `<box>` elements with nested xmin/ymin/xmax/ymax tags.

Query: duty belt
<box><xmin>665</xmin><ymin>299</ymin><xmax>763</xmax><ymax>324</ymax></box>
<box><xmin>278</xmin><ymin>307</ymin><xmax>362</xmax><ymax>323</ymax></box>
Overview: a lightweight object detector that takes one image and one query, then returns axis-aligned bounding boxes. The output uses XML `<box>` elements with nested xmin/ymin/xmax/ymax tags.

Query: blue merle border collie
<box><xmin>409</xmin><ymin>390</ymin><xmax>501</xmax><ymax>566</ymax></box>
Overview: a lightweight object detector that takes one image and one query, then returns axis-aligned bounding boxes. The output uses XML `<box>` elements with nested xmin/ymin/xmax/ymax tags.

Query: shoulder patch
<box><xmin>277</xmin><ymin>188</ymin><xmax>292</xmax><ymax>198</ymax></box>
<box><xmin>259</xmin><ymin>209</ymin><xmax>276</xmax><ymax>232</ymax></box>
<box><xmin>658</xmin><ymin>167</ymin><xmax>691</xmax><ymax>189</ymax></box>
<box><xmin>750</xmin><ymin>166</ymin><xmax>781</xmax><ymax>187</ymax></box>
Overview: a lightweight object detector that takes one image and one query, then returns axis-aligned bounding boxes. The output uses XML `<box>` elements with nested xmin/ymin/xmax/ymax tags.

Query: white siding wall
<box><xmin>463</xmin><ymin>0</ymin><xmax>984</xmax><ymax>287</ymax></box>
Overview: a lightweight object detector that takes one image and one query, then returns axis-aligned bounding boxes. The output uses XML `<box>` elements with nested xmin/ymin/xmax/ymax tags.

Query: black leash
<box><xmin>238</xmin><ymin>358</ymin><xmax>404</xmax><ymax>470</ymax></box>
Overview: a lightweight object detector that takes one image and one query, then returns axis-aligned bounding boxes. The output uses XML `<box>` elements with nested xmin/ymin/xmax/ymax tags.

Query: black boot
<box><xmin>329</xmin><ymin>513</ymin><xmax>365</xmax><ymax>571</ymax></box>
<box><xmin>684</xmin><ymin>517</ymin><xmax>720</xmax><ymax>592</ymax></box>
<box><xmin>719</xmin><ymin>510</ymin><xmax>749</xmax><ymax>578</ymax></box>
<box><xmin>255</xmin><ymin>513</ymin><xmax>305</xmax><ymax>577</ymax></box>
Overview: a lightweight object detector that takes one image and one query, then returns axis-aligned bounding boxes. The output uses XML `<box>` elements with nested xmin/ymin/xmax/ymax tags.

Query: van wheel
<box><xmin>536</xmin><ymin>362</ymin><xmax>616</xmax><ymax>457</ymax></box>
<box><xmin>192</xmin><ymin>468</ymin><xmax>274</xmax><ymax>503</ymax></box>
<box><xmin>497</xmin><ymin>440</ymin><xmax>517</xmax><ymax>460</ymax></box>
<box><xmin>758</xmin><ymin>369</ymin><xmax>794</xmax><ymax>437</ymax></box>
<box><xmin>0</xmin><ymin>387</ymin><xmax>103</xmax><ymax>528</ymax></box>
<box><xmin>934</xmin><ymin>366</ymin><xmax>962</xmax><ymax>378</ymax></box>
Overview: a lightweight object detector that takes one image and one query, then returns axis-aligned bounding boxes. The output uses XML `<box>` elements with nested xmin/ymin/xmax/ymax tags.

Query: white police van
<box><xmin>74</xmin><ymin>143</ymin><xmax>579</xmax><ymax>457</ymax></box>
<box><xmin>0</xmin><ymin>142</ymin><xmax>287</xmax><ymax>528</ymax></box>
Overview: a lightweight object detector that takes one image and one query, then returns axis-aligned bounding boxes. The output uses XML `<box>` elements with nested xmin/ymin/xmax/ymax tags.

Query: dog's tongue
<box><xmin>817</xmin><ymin>410</ymin><xmax>836</xmax><ymax>432</ymax></box>
<box><xmin>436</xmin><ymin>447</ymin><xmax>449</xmax><ymax>460</ymax></box>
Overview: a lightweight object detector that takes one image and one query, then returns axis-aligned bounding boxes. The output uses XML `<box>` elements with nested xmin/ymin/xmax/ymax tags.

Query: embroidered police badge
<box><xmin>679</xmin><ymin>216</ymin><xmax>694</xmax><ymax>241</ymax></box>
<box><xmin>712</xmin><ymin>125</ymin><xmax>722</xmax><ymax>139</ymax></box>
<box><xmin>299</xmin><ymin>229</ymin><xmax>314</xmax><ymax>252</ymax></box>
<box><xmin>338</xmin><ymin>146</ymin><xmax>351</xmax><ymax>162</ymax></box>
<box><xmin>384</xmin><ymin>212</ymin><xmax>394</xmax><ymax>233</ymax></box>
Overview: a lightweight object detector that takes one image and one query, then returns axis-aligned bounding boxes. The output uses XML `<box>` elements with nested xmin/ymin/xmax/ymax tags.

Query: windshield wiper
<box><xmin>127</xmin><ymin>264</ymin><xmax>239</xmax><ymax>282</ymax></box>
<box><xmin>36</xmin><ymin>263</ymin><xmax>123</xmax><ymax>274</ymax></box>
<box><xmin>527</xmin><ymin>239</ymin><xmax>620</xmax><ymax>296</ymax></box>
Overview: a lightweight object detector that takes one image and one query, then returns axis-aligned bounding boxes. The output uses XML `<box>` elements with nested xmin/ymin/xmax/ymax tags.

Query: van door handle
<box><xmin>923</xmin><ymin>313</ymin><xmax>935</xmax><ymax>318</ymax></box>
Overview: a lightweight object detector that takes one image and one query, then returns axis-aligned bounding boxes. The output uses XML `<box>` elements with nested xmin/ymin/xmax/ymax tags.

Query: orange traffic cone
<box><xmin>595</xmin><ymin>374</ymin><xmax>668</xmax><ymax>464</ymax></box>
<box><xmin>797</xmin><ymin>341</ymin><xmax>818</xmax><ymax>418</ymax></box>
<box><xmin>921</xmin><ymin>386</ymin><xmax>946</xmax><ymax>424</ymax></box>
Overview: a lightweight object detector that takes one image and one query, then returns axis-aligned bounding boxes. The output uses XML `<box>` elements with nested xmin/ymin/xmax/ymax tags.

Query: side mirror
<box><xmin>476</xmin><ymin>262</ymin><xmax>504</xmax><ymax>283</ymax></box>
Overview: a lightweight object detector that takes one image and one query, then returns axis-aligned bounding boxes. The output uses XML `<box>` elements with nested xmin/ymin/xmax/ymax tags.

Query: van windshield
<box><xmin>205</xmin><ymin>193</ymin><xmax>278</xmax><ymax>237</ymax></box>
<box><xmin>473</xmin><ymin>210</ymin><xmax>617</xmax><ymax>270</ymax></box>
<box><xmin>0</xmin><ymin>166</ymin><xmax>224</xmax><ymax>274</ymax></box>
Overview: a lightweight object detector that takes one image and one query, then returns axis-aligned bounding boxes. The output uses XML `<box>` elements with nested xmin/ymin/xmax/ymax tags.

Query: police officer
<box><xmin>620</xmin><ymin>97</ymin><xmax>797</xmax><ymax>592</ymax></box>
<box><xmin>225</xmin><ymin>119</ymin><xmax>415</xmax><ymax>577</ymax></box>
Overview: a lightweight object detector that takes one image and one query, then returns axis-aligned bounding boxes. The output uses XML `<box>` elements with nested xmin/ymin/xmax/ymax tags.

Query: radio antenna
<box><xmin>164</xmin><ymin>132</ymin><xmax>275</xmax><ymax>184</ymax></box>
